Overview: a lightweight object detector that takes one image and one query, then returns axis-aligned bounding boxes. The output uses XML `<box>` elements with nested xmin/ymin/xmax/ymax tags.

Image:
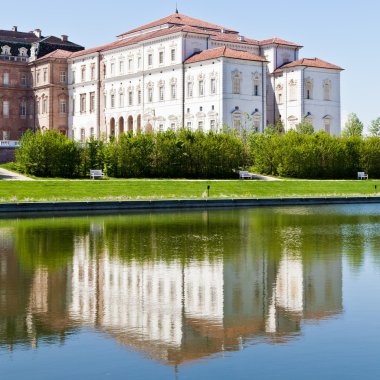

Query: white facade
<box><xmin>67</xmin><ymin>13</ymin><xmax>343</xmax><ymax>139</ymax></box>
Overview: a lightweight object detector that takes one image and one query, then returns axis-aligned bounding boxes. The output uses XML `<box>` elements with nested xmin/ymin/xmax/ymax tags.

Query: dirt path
<box><xmin>0</xmin><ymin>168</ymin><xmax>33</xmax><ymax>181</ymax></box>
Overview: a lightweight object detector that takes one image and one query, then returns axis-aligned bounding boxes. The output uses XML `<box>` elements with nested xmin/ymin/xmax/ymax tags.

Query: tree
<box><xmin>342</xmin><ymin>113</ymin><xmax>364</xmax><ymax>137</ymax></box>
<box><xmin>369</xmin><ymin>117</ymin><xmax>380</xmax><ymax>136</ymax></box>
<box><xmin>296</xmin><ymin>120</ymin><xmax>314</xmax><ymax>135</ymax></box>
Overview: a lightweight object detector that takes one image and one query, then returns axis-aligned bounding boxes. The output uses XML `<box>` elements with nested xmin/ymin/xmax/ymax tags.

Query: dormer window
<box><xmin>1</xmin><ymin>45</ymin><xmax>11</xmax><ymax>55</ymax></box>
<box><xmin>19</xmin><ymin>47</ymin><xmax>28</xmax><ymax>57</ymax></box>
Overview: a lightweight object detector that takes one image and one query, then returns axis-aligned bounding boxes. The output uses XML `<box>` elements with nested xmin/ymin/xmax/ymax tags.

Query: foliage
<box><xmin>369</xmin><ymin>117</ymin><xmax>380</xmax><ymax>137</ymax></box>
<box><xmin>16</xmin><ymin>130</ymin><xmax>80</xmax><ymax>178</ymax></box>
<box><xmin>342</xmin><ymin>113</ymin><xmax>364</xmax><ymax>137</ymax></box>
<box><xmin>296</xmin><ymin>120</ymin><xmax>314</xmax><ymax>135</ymax></box>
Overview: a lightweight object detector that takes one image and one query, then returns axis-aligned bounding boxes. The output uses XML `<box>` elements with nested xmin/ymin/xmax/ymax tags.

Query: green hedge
<box><xmin>15</xmin><ymin>129</ymin><xmax>380</xmax><ymax>179</ymax></box>
<box><xmin>16</xmin><ymin>130</ymin><xmax>244</xmax><ymax>179</ymax></box>
<box><xmin>249</xmin><ymin>131</ymin><xmax>379</xmax><ymax>179</ymax></box>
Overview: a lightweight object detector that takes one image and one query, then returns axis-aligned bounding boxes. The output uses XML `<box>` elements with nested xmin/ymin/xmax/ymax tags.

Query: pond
<box><xmin>1</xmin><ymin>205</ymin><xmax>380</xmax><ymax>379</ymax></box>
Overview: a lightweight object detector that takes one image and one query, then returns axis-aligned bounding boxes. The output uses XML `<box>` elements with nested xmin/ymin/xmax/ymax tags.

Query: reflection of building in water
<box><xmin>66</xmin><ymin>233</ymin><xmax>343</xmax><ymax>364</ymax></box>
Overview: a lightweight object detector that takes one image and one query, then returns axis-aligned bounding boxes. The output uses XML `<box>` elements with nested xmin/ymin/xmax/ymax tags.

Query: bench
<box><xmin>357</xmin><ymin>172</ymin><xmax>369</xmax><ymax>180</ymax></box>
<box><xmin>90</xmin><ymin>169</ymin><xmax>104</xmax><ymax>179</ymax></box>
<box><xmin>239</xmin><ymin>171</ymin><xmax>253</xmax><ymax>180</ymax></box>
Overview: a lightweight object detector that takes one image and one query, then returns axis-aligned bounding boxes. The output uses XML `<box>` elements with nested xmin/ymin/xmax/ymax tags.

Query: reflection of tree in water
<box><xmin>1</xmin><ymin>205</ymin><xmax>378</xmax><ymax>362</ymax></box>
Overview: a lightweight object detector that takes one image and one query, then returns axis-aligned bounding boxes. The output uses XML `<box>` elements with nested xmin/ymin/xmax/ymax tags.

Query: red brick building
<box><xmin>0</xmin><ymin>27</ymin><xmax>83</xmax><ymax>140</ymax></box>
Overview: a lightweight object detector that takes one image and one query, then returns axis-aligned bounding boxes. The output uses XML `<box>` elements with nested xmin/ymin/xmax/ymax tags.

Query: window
<box><xmin>276</xmin><ymin>84</ymin><xmax>284</xmax><ymax>104</ymax></box>
<box><xmin>199</xmin><ymin>80</ymin><xmax>204</xmax><ymax>96</ymax></box>
<box><xmin>110</xmin><ymin>62</ymin><xmax>115</xmax><ymax>76</ymax></box>
<box><xmin>171</xmin><ymin>49</ymin><xmax>176</xmax><ymax>62</ymax></box>
<box><xmin>253</xmin><ymin>73</ymin><xmax>261</xmax><ymax>96</ymax></box>
<box><xmin>159</xmin><ymin>51</ymin><xmax>164</xmax><ymax>65</ymax></box>
<box><xmin>119</xmin><ymin>61</ymin><xmax>124</xmax><ymax>75</ymax></box>
<box><xmin>137</xmin><ymin>56</ymin><xmax>141</xmax><ymax>69</ymax></box>
<box><xmin>159</xmin><ymin>86</ymin><xmax>164</xmax><ymax>101</ymax></box>
<box><xmin>72</xmin><ymin>98</ymin><xmax>75</xmax><ymax>115</ymax></box>
<box><xmin>111</xmin><ymin>94</ymin><xmax>115</xmax><ymax>108</ymax></box>
<box><xmin>43</xmin><ymin>69</ymin><xmax>48</xmax><ymax>83</ymax></box>
<box><xmin>138</xmin><ymin>90</ymin><xmax>141</xmax><ymax>105</ymax></box>
<box><xmin>233</xmin><ymin>118</ymin><xmax>241</xmax><ymax>130</ymax></box>
<box><xmin>323</xmin><ymin>80</ymin><xmax>331</xmax><ymax>101</ymax></box>
<box><xmin>71</xmin><ymin>71</ymin><xmax>75</xmax><ymax>84</ymax></box>
<box><xmin>1</xmin><ymin>45</ymin><xmax>11</xmax><ymax>55</ymax></box>
<box><xmin>90</xmin><ymin>127</ymin><xmax>95</xmax><ymax>138</ymax></box>
<box><xmin>148</xmin><ymin>88</ymin><xmax>153</xmax><ymax>103</ymax></box>
<box><xmin>159</xmin><ymin>124</ymin><xmax>164</xmax><ymax>132</ymax></box>
<box><xmin>211</xmin><ymin>105</ymin><xmax>215</xmax><ymax>111</ymax></box>
<box><xmin>289</xmin><ymin>80</ymin><xmax>297</xmax><ymax>101</ymax></box>
<box><xmin>80</xmin><ymin>94</ymin><xmax>86</xmax><ymax>113</ymax></box>
<box><xmin>305</xmin><ymin>79</ymin><xmax>313</xmax><ymax>100</ymax></box>
<box><xmin>37</xmin><ymin>100</ymin><xmax>40</xmax><ymax>115</ymax></box>
<box><xmin>198</xmin><ymin>121</ymin><xmax>204</xmax><ymax>131</ymax></box>
<box><xmin>171</xmin><ymin>84</ymin><xmax>176</xmax><ymax>99</ymax></box>
<box><xmin>59</xmin><ymin>99</ymin><xmax>67</xmax><ymax>114</ymax></box>
<box><xmin>187</xmin><ymin>121</ymin><xmax>192</xmax><ymax>128</ymax></box>
<box><xmin>3</xmin><ymin>72</ymin><xmax>9</xmax><ymax>86</ymax></box>
<box><xmin>210</xmin><ymin>120</ymin><xmax>216</xmax><ymax>131</ymax></box>
<box><xmin>188</xmin><ymin>82</ymin><xmax>193</xmax><ymax>97</ymax></box>
<box><xmin>60</xmin><ymin>71</ymin><xmax>67</xmax><ymax>83</ymax></box>
<box><xmin>128</xmin><ymin>59</ymin><xmax>133</xmax><ymax>72</ymax></box>
<box><xmin>80</xmin><ymin>129</ymin><xmax>85</xmax><ymax>143</ymax></box>
<box><xmin>3</xmin><ymin>131</ymin><xmax>10</xmax><ymax>140</ymax></box>
<box><xmin>324</xmin><ymin>117</ymin><xmax>332</xmax><ymax>134</ymax></box>
<box><xmin>81</xmin><ymin>66</ymin><xmax>86</xmax><ymax>82</ymax></box>
<box><xmin>128</xmin><ymin>91</ymin><xmax>133</xmax><ymax>106</ymax></box>
<box><xmin>148</xmin><ymin>54</ymin><xmax>153</xmax><ymax>66</ymax></box>
<box><xmin>90</xmin><ymin>92</ymin><xmax>95</xmax><ymax>113</ymax></box>
<box><xmin>3</xmin><ymin>101</ymin><xmax>9</xmax><ymax>118</ymax></box>
<box><xmin>232</xmin><ymin>71</ymin><xmax>241</xmax><ymax>94</ymax></box>
<box><xmin>90</xmin><ymin>64</ymin><xmax>95</xmax><ymax>80</ymax></box>
<box><xmin>42</xmin><ymin>98</ymin><xmax>48</xmax><ymax>114</ymax></box>
<box><xmin>170</xmin><ymin>123</ymin><xmax>176</xmax><ymax>130</ymax></box>
<box><xmin>119</xmin><ymin>92</ymin><xmax>124</xmax><ymax>108</ymax></box>
<box><xmin>21</xmin><ymin>73</ymin><xmax>27</xmax><ymax>86</ymax></box>
<box><xmin>211</xmin><ymin>78</ymin><xmax>216</xmax><ymax>94</ymax></box>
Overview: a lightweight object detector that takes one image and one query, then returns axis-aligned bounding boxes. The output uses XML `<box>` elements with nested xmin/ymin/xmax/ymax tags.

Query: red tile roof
<box><xmin>117</xmin><ymin>12</ymin><xmax>238</xmax><ymax>37</ymax></box>
<box><xmin>35</xmin><ymin>49</ymin><xmax>74</xmax><ymax>60</ymax></box>
<box><xmin>185</xmin><ymin>47</ymin><xmax>267</xmax><ymax>64</ymax></box>
<box><xmin>274</xmin><ymin>58</ymin><xmax>343</xmax><ymax>73</ymax></box>
<box><xmin>259</xmin><ymin>38</ymin><xmax>302</xmax><ymax>47</ymax></box>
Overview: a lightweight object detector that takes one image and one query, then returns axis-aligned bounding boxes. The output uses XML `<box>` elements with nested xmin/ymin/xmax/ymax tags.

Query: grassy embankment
<box><xmin>0</xmin><ymin>178</ymin><xmax>379</xmax><ymax>203</ymax></box>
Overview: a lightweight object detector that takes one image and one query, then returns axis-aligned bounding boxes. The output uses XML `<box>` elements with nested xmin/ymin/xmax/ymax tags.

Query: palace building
<box><xmin>0</xmin><ymin>12</ymin><xmax>343</xmax><ymax>142</ymax></box>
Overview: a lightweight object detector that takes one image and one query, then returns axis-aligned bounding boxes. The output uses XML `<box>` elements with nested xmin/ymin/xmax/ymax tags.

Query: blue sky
<box><xmin>2</xmin><ymin>0</ymin><xmax>378</xmax><ymax>130</ymax></box>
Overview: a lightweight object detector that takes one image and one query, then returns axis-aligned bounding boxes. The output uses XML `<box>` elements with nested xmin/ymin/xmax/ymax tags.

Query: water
<box><xmin>1</xmin><ymin>205</ymin><xmax>380</xmax><ymax>379</ymax></box>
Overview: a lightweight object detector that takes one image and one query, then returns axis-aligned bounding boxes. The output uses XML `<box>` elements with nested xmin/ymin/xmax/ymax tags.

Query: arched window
<box><xmin>252</xmin><ymin>111</ymin><xmax>261</xmax><ymax>132</ymax></box>
<box><xmin>232</xmin><ymin>70</ymin><xmax>241</xmax><ymax>95</ymax></box>
<box><xmin>19</xmin><ymin>47</ymin><xmax>28</xmax><ymax>57</ymax></box>
<box><xmin>289</xmin><ymin>80</ymin><xmax>297</xmax><ymax>101</ymax></box>
<box><xmin>305</xmin><ymin>78</ymin><xmax>313</xmax><ymax>100</ymax></box>
<box><xmin>323</xmin><ymin>80</ymin><xmax>331</xmax><ymax>101</ymax></box>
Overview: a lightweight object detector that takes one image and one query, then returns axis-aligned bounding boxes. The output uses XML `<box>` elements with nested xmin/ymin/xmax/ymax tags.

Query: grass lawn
<box><xmin>0</xmin><ymin>179</ymin><xmax>379</xmax><ymax>203</ymax></box>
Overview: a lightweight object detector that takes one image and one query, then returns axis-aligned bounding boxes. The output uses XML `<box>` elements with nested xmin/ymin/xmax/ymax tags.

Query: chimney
<box><xmin>61</xmin><ymin>35</ymin><xmax>68</xmax><ymax>42</ymax></box>
<box><xmin>12</xmin><ymin>26</ymin><xmax>18</xmax><ymax>32</ymax></box>
<box><xmin>33</xmin><ymin>29</ymin><xmax>42</xmax><ymax>38</ymax></box>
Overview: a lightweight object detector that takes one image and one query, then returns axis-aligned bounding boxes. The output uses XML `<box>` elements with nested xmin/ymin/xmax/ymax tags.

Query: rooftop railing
<box><xmin>0</xmin><ymin>140</ymin><xmax>20</xmax><ymax>148</ymax></box>
<box><xmin>0</xmin><ymin>55</ymin><xmax>29</xmax><ymax>63</ymax></box>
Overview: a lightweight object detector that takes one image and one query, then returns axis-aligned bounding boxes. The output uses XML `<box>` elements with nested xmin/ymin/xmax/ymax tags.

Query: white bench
<box><xmin>357</xmin><ymin>172</ymin><xmax>369</xmax><ymax>180</ymax></box>
<box><xmin>90</xmin><ymin>169</ymin><xmax>104</xmax><ymax>179</ymax></box>
<box><xmin>239</xmin><ymin>171</ymin><xmax>253</xmax><ymax>180</ymax></box>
